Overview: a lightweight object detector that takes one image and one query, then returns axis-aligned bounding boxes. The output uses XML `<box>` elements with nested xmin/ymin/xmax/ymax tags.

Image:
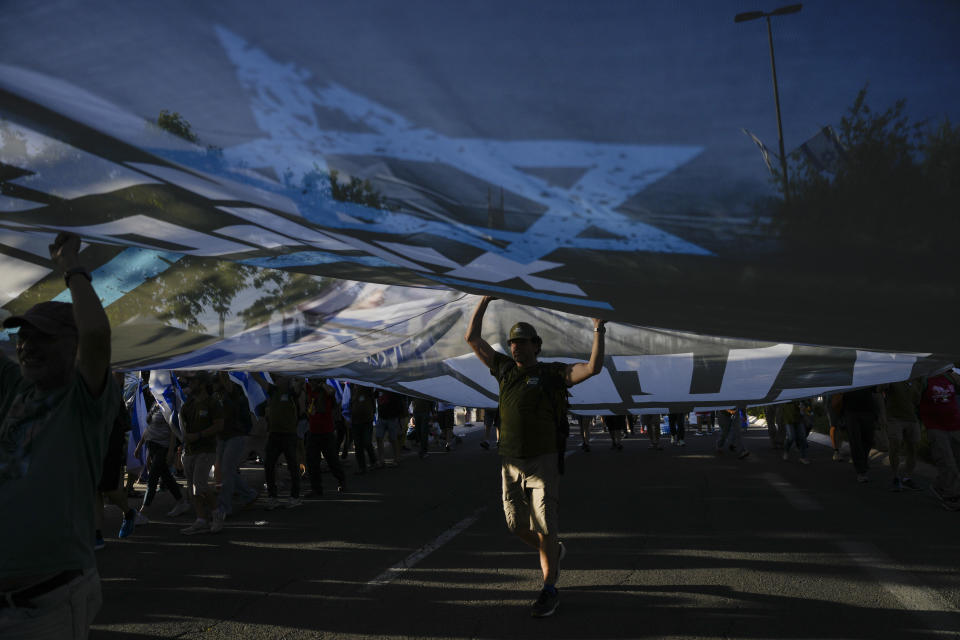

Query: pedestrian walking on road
<box><xmin>304</xmin><ymin>379</ymin><xmax>347</xmax><ymax>495</ymax></box>
<box><xmin>178</xmin><ymin>373</ymin><xmax>224</xmax><ymax>534</ymax></box>
<box><xmin>602</xmin><ymin>414</ymin><xmax>625</xmax><ymax>450</ymax></box>
<box><xmin>254</xmin><ymin>373</ymin><xmax>302</xmax><ymax>509</ymax></box>
<box><xmin>482</xmin><ymin>407</ymin><xmax>500</xmax><ymax>450</ymax></box>
<box><xmin>781</xmin><ymin>401</ymin><xmax>810</xmax><ymax>464</ymax></box>
<box><xmin>836</xmin><ymin>387</ymin><xmax>879</xmax><ymax>483</ymax></box>
<box><xmin>668</xmin><ymin>412</ymin><xmax>686</xmax><ymax>446</ymax></box>
<box><xmin>919</xmin><ymin>369</ymin><xmax>960</xmax><ymax>511</ymax></box>
<box><xmin>466</xmin><ymin>295</ymin><xmax>606</xmax><ymax>618</ymax></box>
<box><xmin>880</xmin><ymin>379</ymin><xmax>922</xmax><ymax>491</ymax></box>
<box><xmin>212</xmin><ymin>372</ymin><xmax>258</xmax><ymax>530</ymax></box>
<box><xmin>349</xmin><ymin>383</ymin><xmax>378</xmax><ymax>474</ymax></box>
<box><xmin>642</xmin><ymin>414</ymin><xmax>662</xmax><ymax>450</ymax></box>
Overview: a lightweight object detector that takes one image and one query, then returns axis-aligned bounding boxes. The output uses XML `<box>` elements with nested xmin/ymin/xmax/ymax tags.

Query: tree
<box><xmin>773</xmin><ymin>87</ymin><xmax>959</xmax><ymax>268</ymax></box>
<box><xmin>156</xmin><ymin>110</ymin><xmax>198</xmax><ymax>143</ymax></box>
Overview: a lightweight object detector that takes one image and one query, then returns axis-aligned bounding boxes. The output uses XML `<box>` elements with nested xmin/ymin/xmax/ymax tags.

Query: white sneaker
<box><xmin>782</xmin><ymin>451</ymin><xmax>789</xmax><ymax>461</ymax></box>
<box><xmin>167</xmin><ymin>500</ymin><xmax>191</xmax><ymax>517</ymax></box>
<box><xmin>287</xmin><ymin>497</ymin><xmax>303</xmax><ymax>509</ymax></box>
<box><xmin>211</xmin><ymin>509</ymin><xmax>225</xmax><ymax>533</ymax></box>
<box><xmin>678</xmin><ymin>439</ymin><xmax>686</xmax><ymax>447</ymax></box>
<box><xmin>265</xmin><ymin>497</ymin><xmax>281</xmax><ymax>511</ymax></box>
<box><xmin>135</xmin><ymin>511</ymin><xmax>149</xmax><ymax>526</ymax></box>
<box><xmin>181</xmin><ymin>519</ymin><xmax>210</xmax><ymax>535</ymax></box>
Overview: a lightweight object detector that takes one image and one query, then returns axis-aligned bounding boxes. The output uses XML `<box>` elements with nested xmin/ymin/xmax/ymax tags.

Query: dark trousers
<box><xmin>142</xmin><ymin>442</ymin><xmax>182</xmax><ymax>507</ymax></box>
<box><xmin>845</xmin><ymin>411</ymin><xmax>876</xmax><ymax>474</ymax></box>
<box><xmin>306</xmin><ymin>431</ymin><xmax>345</xmax><ymax>492</ymax></box>
<box><xmin>641</xmin><ymin>415</ymin><xmax>659</xmax><ymax>444</ymax></box>
<box><xmin>265</xmin><ymin>432</ymin><xmax>300</xmax><ymax>498</ymax></box>
<box><xmin>414</xmin><ymin>412</ymin><xmax>431</xmax><ymax>455</ymax></box>
<box><xmin>669</xmin><ymin>413</ymin><xmax>686</xmax><ymax>440</ymax></box>
<box><xmin>337</xmin><ymin>419</ymin><xmax>349</xmax><ymax>456</ymax></box>
<box><xmin>352</xmin><ymin>420</ymin><xmax>377</xmax><ymax>470</ymax></box>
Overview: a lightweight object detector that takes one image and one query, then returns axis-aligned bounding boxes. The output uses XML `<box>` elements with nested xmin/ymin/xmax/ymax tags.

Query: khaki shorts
<box><xmin>501</xmin><ymin>453</ymin><xmax>559</xmax><ymax>536</ymax></box>
<box><xmin>182</xmin><ymin>451</ymin><xmax>216</xmax><ymax>496</ymax></box>
<box><xmin>886</xmin><ymin>419</ymin><xmax>920</xmax><ymax>444</ymax></box>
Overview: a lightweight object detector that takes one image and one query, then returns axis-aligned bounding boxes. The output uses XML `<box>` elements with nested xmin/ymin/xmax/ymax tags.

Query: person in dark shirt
<box><xmin>465</xmin><ymin>295</ymin><xmax>605</xmax><ymax>618</ymax></box>
<box><xmin>349</xmin><ymin>384</ymin><xmax>378</xmax><ymax>474</ymax></box>
<box><xmin>212</xmin><ymin>372</ymin><xmax>258</xmax><ymax>530</ymax></box>
<box><xmin>254</xmin><ymin>373</ymin><xmax>302</xmax><ymax>510</ymax></box>
<box><xmin>178</xmin><ymin>373</ymin><xmax>223</xmax><ymax>534</ymax></box>
<box><xmin>836</xmin><ymin>386</ymin><xmax>879</xmax><ymax>482</ymax></box>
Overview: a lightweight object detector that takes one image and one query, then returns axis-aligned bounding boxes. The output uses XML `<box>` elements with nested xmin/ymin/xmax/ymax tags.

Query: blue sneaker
<box><xmin>118</xmin><ymin>516</ymin><xmax>136</xmax><ymax>539</ymax></box>
<box><xmin>94</xmin><ymin>533</ymin><xmax>105</xmax><ymax>551</ymax></box>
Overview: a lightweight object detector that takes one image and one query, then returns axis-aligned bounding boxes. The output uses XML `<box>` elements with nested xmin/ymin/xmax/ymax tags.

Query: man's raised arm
<box><xmin>51</xmin><ymin>232</ymin><xmax>111</xmax><ymax>397</ymax></box>
<box><xmin>465</xmin><ymin>295</ymin><xmax>498</xmax><ymax>369</ymax></box>
<box><xmin>566</xmin><ymin>318</ymin><xmax>606</xmax><ymax>386</ymax></box>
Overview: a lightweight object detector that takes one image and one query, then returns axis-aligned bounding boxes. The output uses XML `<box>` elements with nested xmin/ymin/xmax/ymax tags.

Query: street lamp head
<box><xmin>735</xmin><ymin>4</ymin><xmax>802</xmax><ymax>22</ymax></box>
<box><xmin>734</xmin><ymin>10</ymin><xmax>766</xmax><ymax>23</ymax></box>
<box><xmin>770</xmin><ymin>4</ymin><xmax>803</xmax><ymax>16</ymax></box>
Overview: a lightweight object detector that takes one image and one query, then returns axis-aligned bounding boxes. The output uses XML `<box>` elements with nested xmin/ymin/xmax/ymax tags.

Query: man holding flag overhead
<box><xmin>0</xmin><ymin>232</ymin><xmax>116</xmax><ymax>639</ymax></box>
<box><xmin>466</xmin><ymin>295</ymin><xmax>606</xmax><ymax>618</ymax></box>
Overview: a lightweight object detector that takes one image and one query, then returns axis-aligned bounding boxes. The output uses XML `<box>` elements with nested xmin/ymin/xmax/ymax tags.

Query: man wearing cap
<box><xmin>465</xmin><ymin>295</ymin><xmax>606</xmax><ymax>618</ymax></box>
<box><xmin>0</xmin><ymin>232</ymin><xmax>116</xmax><ymax>638</ymax></box>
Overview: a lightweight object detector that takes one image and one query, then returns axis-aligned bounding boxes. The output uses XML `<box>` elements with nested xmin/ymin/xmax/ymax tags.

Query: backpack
<box><xmin>539</xmin><ymin>362</ymin><xmax>571</xmax><ymax>474</ymax></box>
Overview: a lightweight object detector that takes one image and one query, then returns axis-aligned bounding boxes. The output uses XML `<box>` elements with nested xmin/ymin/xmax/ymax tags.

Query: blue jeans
<box><xmin>783</xmin><ymin>423</ymin><xmax>808</xmax><ymax>456</ymax></box>
<box><xmin>217</xmin><ymin>435</ymin><xmax>257</xmax><ymax>514</ymax></box>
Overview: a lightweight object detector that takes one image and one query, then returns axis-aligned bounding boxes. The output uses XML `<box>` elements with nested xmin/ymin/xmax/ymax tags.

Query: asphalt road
<box><xmin>91</xmin><ymin>425</ymin><xmax>960</xmax><ymax>639</ymax></box>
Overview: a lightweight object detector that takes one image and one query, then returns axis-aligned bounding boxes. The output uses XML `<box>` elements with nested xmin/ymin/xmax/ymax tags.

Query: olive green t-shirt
<box><xmin>490</xmin><ymin>352</ymin><xmax>566</xmax><ymax>459</ymax></box>
<box><xmin>0</xmin><ymin>358</ymin><xmax>119</xmax><ymax>577</ymax></box>
<box><xmin>885</xmin><ymin>380</ymin><xmax>921</xmax><ymax>421</ymax></box>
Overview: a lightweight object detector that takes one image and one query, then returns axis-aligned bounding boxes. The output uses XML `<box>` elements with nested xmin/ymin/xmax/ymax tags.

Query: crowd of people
<box><xmin>2</xmin><ymin>233</ymin><xmax>958</xmax><ymax>636</ymax></box>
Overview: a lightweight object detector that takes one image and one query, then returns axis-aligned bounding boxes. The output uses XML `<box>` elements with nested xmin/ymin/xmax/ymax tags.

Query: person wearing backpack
<box><xmin>465</xmin><ymin>295</ymin><xmax>606</xmax><ymax>618</ymax></box>
<box><xmin>920</xmin><ymin>368</ymin><xmax>960</xmax><ymax>511</ymax></box>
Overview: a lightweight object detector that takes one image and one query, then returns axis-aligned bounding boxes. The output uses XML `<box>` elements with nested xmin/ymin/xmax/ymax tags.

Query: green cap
<box><xmin>508</xmin><ymin>322</ymin><xmax>539</xmax><ymax>342</ymax></box>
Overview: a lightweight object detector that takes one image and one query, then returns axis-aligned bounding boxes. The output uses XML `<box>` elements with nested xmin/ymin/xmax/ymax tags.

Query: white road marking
<box><xmin>837</xmin><ymin>540</ymin><xmax>960</xmax><ymax>630</ymax></box>
<box><xmin>760</xmin><ymin>472</ymin><xmax>823</xmax><ymax>511</ymax></box>
<box><xmin>364</xmin><ymin>507</ymin><xmax>486</xmax><ymax>591</ymax></box>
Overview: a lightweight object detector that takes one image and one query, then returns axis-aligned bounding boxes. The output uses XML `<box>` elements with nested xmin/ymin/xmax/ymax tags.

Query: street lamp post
<box><xmin>735</xmin><ymin>4</ymin><xmax>802</xmax><ymax>202</ymax></box>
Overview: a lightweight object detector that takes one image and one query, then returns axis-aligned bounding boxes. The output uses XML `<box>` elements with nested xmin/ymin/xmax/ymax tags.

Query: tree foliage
<box><xmin>775</xmin><ymin>87</ymin><xmax>959</xmax><ymax>265</ymax></box>
<box><xmin>156</xmin><ymin>110</ymin><xmax>199</xmax><ymax>143</ymax></box>
<box><xmin>328</xmin><ymin>168</ymin><xmax>385</xmax><ymax>209</ymax></box>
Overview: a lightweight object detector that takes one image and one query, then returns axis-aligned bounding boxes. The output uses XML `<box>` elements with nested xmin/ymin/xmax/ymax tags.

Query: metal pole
<box><xmin>766</xmin><ymin>15</ymin><xmax>790</xmax><ymax>202</ymax></box>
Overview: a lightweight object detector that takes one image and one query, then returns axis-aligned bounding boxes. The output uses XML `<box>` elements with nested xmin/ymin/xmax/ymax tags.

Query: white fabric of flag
<box><xmin>742</xmin><ymin>128</ymin><xmax>778</xmax><ymax>176</ymax></box>
<box><xmin>148</xmin><ymin>370</ymin><xmax>185</xmax><ymax>440</ymax></box>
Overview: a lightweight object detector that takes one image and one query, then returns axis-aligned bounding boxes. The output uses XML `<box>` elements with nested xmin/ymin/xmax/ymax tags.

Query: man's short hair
<box><xmin>3</xmin><ymin>301</ymin><xmax>77</xmax><ymax>337</ymax></box>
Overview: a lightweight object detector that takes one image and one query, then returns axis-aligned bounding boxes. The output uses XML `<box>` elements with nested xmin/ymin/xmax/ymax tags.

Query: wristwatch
<box><xmin>63</xmin><ymin>266</ymin><xmax>92</xmax><ymax>287</ymax></box>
